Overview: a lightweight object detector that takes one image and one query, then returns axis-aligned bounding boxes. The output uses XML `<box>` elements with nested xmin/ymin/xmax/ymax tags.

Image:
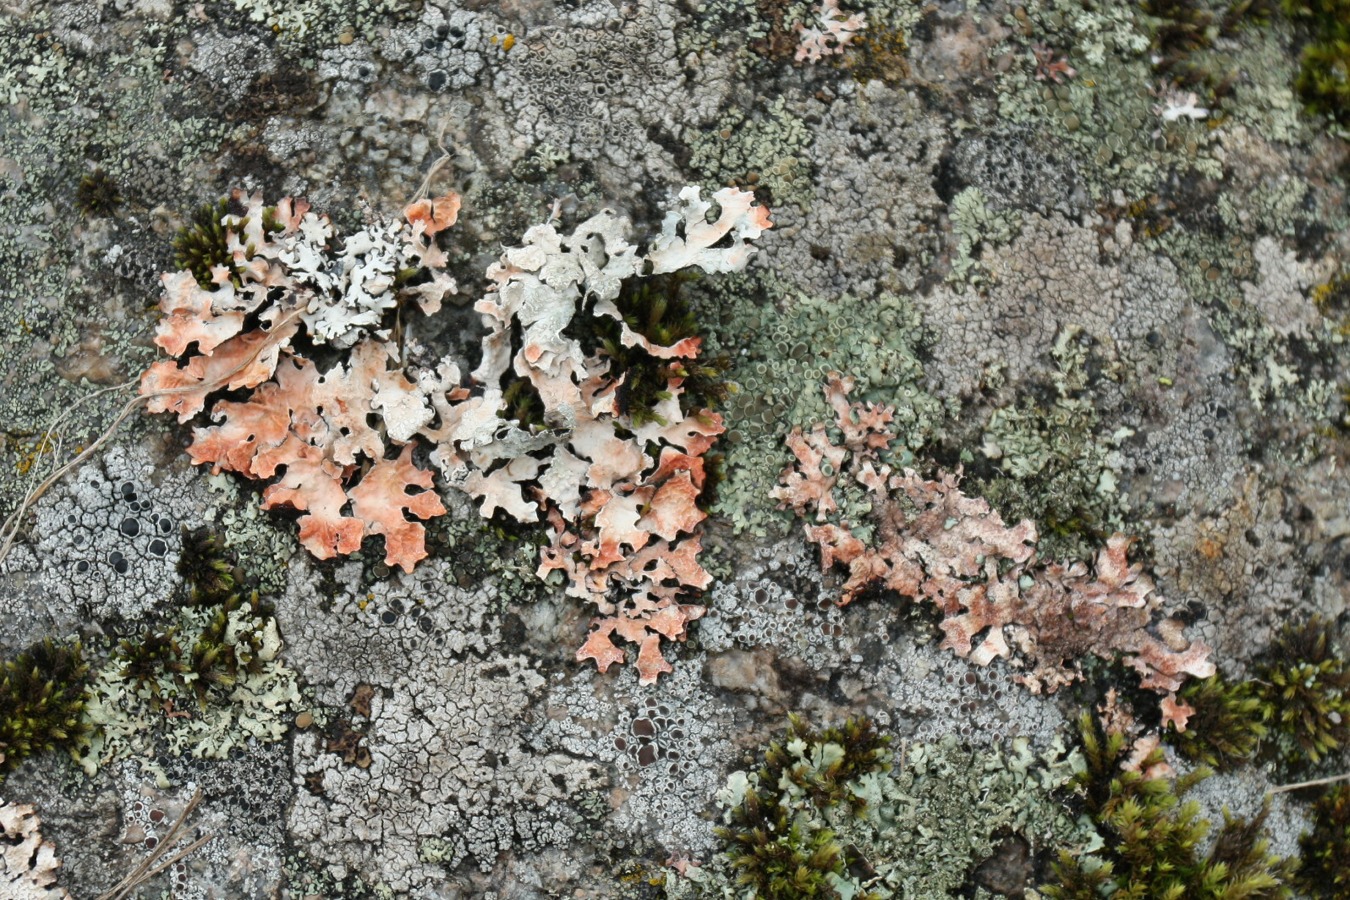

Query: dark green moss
<box><xmin>1258</xmin><ymin>616</ymin><xmax>1350</xmax><ymax>766</ymax></box>
<box><xmin>1283</xmin><ymin>0</ymin><xmax>1350</xmax><ymax>126</ymax></box>
<box><xmin>109</xmin><ymin>588</ymin><xmax>274</xmax><ymax>710</ymax></box>
<box><xmin>1166</xmin><ymin>674</ymin><xmax>1269</xmax><ymax>769</ymax></box>
<box><xmin>116</xmin><ymin>626</ymin><xmax>186</xmax><ymax>708</ymax></box>
<box><xmin>497</xmin><ymin>271</ymin><xmax>730</xmax><ymax>436</ymax></box>
<box><xmin>1165</xmin><ymin>619</ymin><xmax>1350</xmax><ymax>772</ymax></box>
<box><xmin>716</xmin><ymin>715</ymin><xmax>889</xmax><ymax>900</ymax></box>
<box><xmin>723</xmin><ymin>805</ymin><xmax>845</xmax><ymax>899</ymax></box>
<box><xmin>173</xmin><ymin>198</ymin><xmax>238</xmax><ymax>289</ymax></box>
<box><xmin>177</xmin><ymin>526</ymin><xmax>238</xmax><ymax>606</ymax></box>
<box><xmin>606</xmin><ymin>274</ymin><xmax>730</xmax><ymax>426</ymax></box>
<box><xmin>1282</xmin><ymin>0</ymin><xmax>1350</xmax><ymax>38</ymax></box>
<box><xmin>1139</xmin><ymin>0</ymin><xmax>1278</xmax><ymax>99</ymax></box>
<box><xmin>1044</xmin><ymin>713</ymin><xmax>1295</xmax><ymax>898</ymax></box>
<box><xmin>172</xmin><ymin>197</ymin><xmax>283</xmax><ymax>290</ymax></box>
<box><xmin>1294</xmin><ymin>38</ymin><xmax>1350</xmax><ymax>128</ymax></box>
<box><xmin>498</xmin><ymin>376</ymin><xmax>547</xmax><ymax>432</ymax></box>
<box><xmin>0</xmin><ymin>638</ymin><xmax>91</xmax><ymax>775</ymax></box>
<box><xmin>117</xmin><ymin>528</ymin><xmax>276</xmax><ymax>707</ymax></box>
<box><xmin>771</xmin><ymin>714</ymin><xmax>890</xmax><ymax>808</ymax></box>
<box><xmin>76</xmin><ymin>168</ymin><xmax>122</xmax><ymax>218</ymax></box>
<box><xmin>1299</xmin><ymin>784</ymin><xmax>1350</xmax><ymax>895</ymax></box>
<box><xmin>1142</xmin><ymin>0</ymin><xmax>1218</xmax><ymax>72</ymax></box>
<box><xmin>186</xmin><ymin>590</ymin><xmax>274</xmax><ymax>706</ymax></box>
<box><xmin>573</xmin><ymin>270</ymin><xmax>730</xmax><ymax>427</ymax></box>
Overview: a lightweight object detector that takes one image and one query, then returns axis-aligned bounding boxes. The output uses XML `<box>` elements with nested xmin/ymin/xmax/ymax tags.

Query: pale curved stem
<box><xmin>0</xmin><ymin>310</ymin><xmax>302</xmax><ymax>566</ymax></box>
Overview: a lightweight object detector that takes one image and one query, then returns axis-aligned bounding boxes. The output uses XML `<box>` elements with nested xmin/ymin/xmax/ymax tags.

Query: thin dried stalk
<box><xmin>97</xmin><ymin>788</ymin><xmax>213</xmax><ymax>900</ymax></box>
<box><xmin>0</xmin><ymin>309</ymin><xmax>303</xmax><ymax>565</ymax></box>
<box><xmin>1268</xmin><ymin>770</ymin><xmax>1350</xmax><ymax>795</ymax></box>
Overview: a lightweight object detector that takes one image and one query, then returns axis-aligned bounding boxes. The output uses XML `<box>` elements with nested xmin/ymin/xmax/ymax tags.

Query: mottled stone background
<box><xmin>0</xmin><ymin>0</ymin><xmax>1346</xmax><ymax>896</ymax></box>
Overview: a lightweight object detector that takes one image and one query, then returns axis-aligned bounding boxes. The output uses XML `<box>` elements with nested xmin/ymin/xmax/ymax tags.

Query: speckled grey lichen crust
<box><xmin>279</xmin><ymin>558</ymin><xmax>606</xmax><ymax>893</ymax></box>
<box><xmin>32</xmin><ymin>446</ymin><xmax>192</xmax><ymax>623</ymax></box>
<box><xmin>1</xmin><ymin>0</ymin><xmax>1347</xmax><ymax>894</ymax></box>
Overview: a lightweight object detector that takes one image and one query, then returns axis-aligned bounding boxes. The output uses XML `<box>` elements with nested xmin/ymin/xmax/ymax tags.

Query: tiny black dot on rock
<box><xmin>120</xmin><ymin>517</ymin><xmax>141</xmax><ymax>537</ymax></box>
<box><xmin>381</xmin><ymin>610</ymin><xmax>398</xmax><ymax>625</ymax></box>
<box><xmin>428</xmin><ymin>70</ymin><xmax>448</xmax><ymax>91</ymax></box>
<box><xmin>114</xmin><ymin>558</ymin><xmax>129</xmax><ymax>575</ymax></box>
<box><xmin>75</xmin><ymin>560</ymin><xmax>89</xmax><ymax>574</ymax></box>
<box><xmin>149</xmin><ymin>539</ymin><xmax>167</xmax><ymax>557</ymax></box>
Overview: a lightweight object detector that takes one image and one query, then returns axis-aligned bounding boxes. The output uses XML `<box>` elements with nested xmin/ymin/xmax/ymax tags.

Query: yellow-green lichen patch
<box><xmin>687</xmin><ymin>98</ymin><xmax>815</xmax><ymax>210</ymax></box>
<box><xmin>0</xmin><ymin>9</ymin><xmax>232</xmax><ymax>514</ymax></box>
<box><xmin>697</xmin><ymin>273</ymin><xmax>946</xmax><ymax>537</ymax></box>
<box><xmin>671</xmin><ymin>717</ymin><xmax>1094</xmax><ymax>898</ymax></box>
<box><xmin>79</xmin><ymin>601</ymin><xmax>300</xmax><ymax>777</ymax></box>
<box><xmin>966</xmin><ymin>328</ymin><xmax>1129</xmax><ymax>561</ymax></box>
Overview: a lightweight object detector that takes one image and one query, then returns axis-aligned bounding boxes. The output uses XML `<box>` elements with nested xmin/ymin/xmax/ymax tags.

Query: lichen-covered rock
<box><xmin>0</xmin><ymin>800</ymin><xmax>70</xmax><ymax>900</ymax></box>
<box><xmin>776</xmin><ymin>376</ymin><xmax>1214</xmax><ymax>717</ymax></box>
<box><xmin>541</xmin><ymin>653</ymin><xmax>738</xmax><ymax>856</ymax></box>
<box><xmin>278</xmin><ymin>558</ymin><xmax>605</xmax><ymax>891</ymax></box>
<box><xmin>0</xmin><ymin>0</ymin><xmax>1344</xmax><ymax>893</ymax></box>
<box><xmin>28</xmin><ymin>446</ymin><xmax>193</xmax><ymax>624</ymax></box>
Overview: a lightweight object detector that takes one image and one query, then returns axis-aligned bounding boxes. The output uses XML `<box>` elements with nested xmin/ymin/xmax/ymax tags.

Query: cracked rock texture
<box><xmin>0</xmin><ymin>0</ymin><xmax>1346</xmax><ymax>896</ymax></box>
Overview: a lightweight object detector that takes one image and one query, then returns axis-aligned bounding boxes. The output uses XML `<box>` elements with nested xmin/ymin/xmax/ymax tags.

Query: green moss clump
<box><xmin>723</xmin><ymin>812</ymin><xmax>846</xmax><ymax>898</ymax></box>
<box><xmin>177</xmin><ymin>526</ymin><xmax>238</xmax><ymax>606</ymax></box>
<box><xmin>107</xmin><ymin>527</ymin><xmax>273</xmax><ymax>708</ymax></box>
<box><xmin>601</xmin><ymin>272</ymin><xmax>731</xmax><ymax>427</ymax></box>
<box><xmin>1299</xmin><ymin>785</ymin><xmax>1350</xmax><ymax>894</ymax></box>
<box><xmin>679</xmin><ymin>715</ymin><xmax>1093</xmax><ymax>899</ymax></box>
<box><xmin>716</xmin><ymin>715</ymin><xmax>889</xmax><ymax>899</ymax></box>
<box><xmin>1293</xmin><ymin>37</ymin><xmax>1350</xmax><ymax>128</ymax></box>
<box><xmin>1258</xmin><ymin>616</ymin><xmax>1350</xmax><ymax>765</ymax></box>
<box><xmin>557</xmin><ymin>270</ymin><xmax>730</xmax><ymax>429</ymax></box>
<box><xmin>498</xmin><ymin>376</ymin><xmax>547</xmax><ymax>432</ymax></box>
<box><xmin>75</xmin><ymin>167</ymin><xmax>122</xmax><ymax>219</ymax></box>
<box><xmin>172</xmin><ymin>198</ymin><xmax>283</xmax><ymax>290</ymax></box>
<box><xmin>0</xmin><ymin>638</ymin><xmax>91</xmax><ymax>775</ymax></box>
<box><xmin>1166</xmin><ymin>618</ymin><xmax>1350</xmax><ymax>771</ymax></box>
<box><xmin>1141</xmin><ymin>0</ymin><xmax>1220</xmax><ymax>82</ymax></box>
<box><xmin>173</xmin><ymin>198</ymin><xmax>239</xmax><ymax>289</ymax></box>
<box><xmin>1283</xmin><ymin>0</ymin><xmax>1350</xmax><ymax>126</ymax></box>
<box><xmin>81</xmin><ymin>530</ymin><xmax>299</xmax><ymax>771</ymax></box>
<box><xmin>1044</xmin><ymin>713</ymin><xmax>1296</xmax><ymax>898</ymax></box>
<box><xmin>757</xmin><ymin>714</ymin><xmax>890</xmax><ymax>809</ymax></box>
<box><xmin>1140</xmin><ymin>0</ymin><xmax>1278</xmax><ymax>99</ymax></box>
<box><xmin>1167</xmin><ymin>675</ymin><xmax>1269</xmax><ymax>769</ymax></box>
<box><xmin>116</xmin><ymin>627</ymin><xmax>186</xmax><ymax>708</ymax></box>
<box><xmin>182</xmin><ymin>593</ymin><xmax>270</xmax><ymax>705</ymax></box>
